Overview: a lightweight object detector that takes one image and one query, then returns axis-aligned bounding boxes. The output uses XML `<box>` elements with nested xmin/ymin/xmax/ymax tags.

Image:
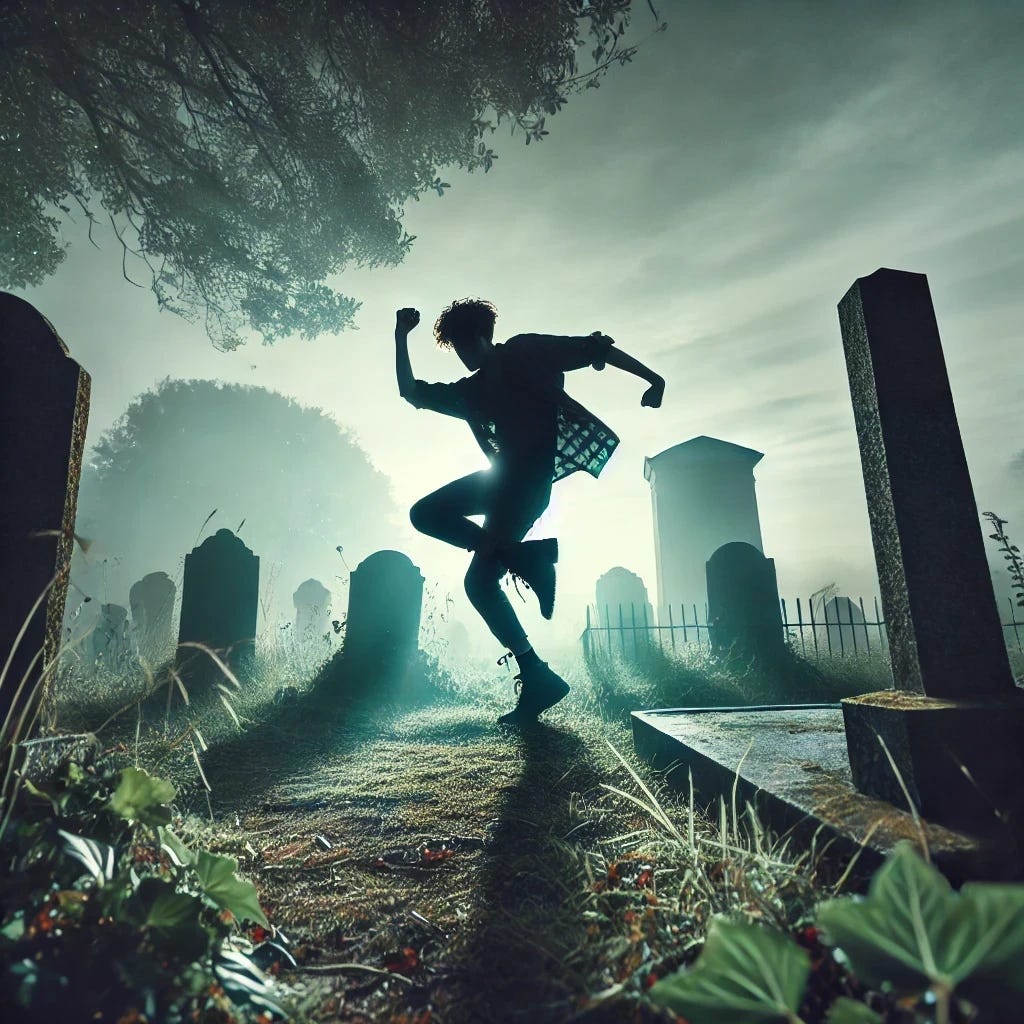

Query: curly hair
<box><xmin>432</xmin><ymin>297</ymin><xmax>497</xmax><ymax>349</ymax></box>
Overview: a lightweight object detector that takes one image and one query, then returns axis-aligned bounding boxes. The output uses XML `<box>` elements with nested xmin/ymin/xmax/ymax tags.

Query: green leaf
<box><xmin>193</xmin><ymin>850</ymin><xmax>268</xmax><ymax>927</ymax></box>
<box><xmin>826</xmin><ymin>998</ymin><xmax>882</xmax><ymax>1024</ymax></box>
<box><xmin>58</xmin><ymin>828</ymin><xmax>116</xmax><ymax>884</ymax></box>
<box><xmin>946</xmin><ymin>883</ymin><xmax>1024</xmax><ymax>993</ymax></box>
<box><xmin>817</xmin><ymin>842</ymin><xmax>1024</xmax><ymax>996</ymax></box>
<box><xmin>648</xmin><ymin>918</ymin><xmax>809</xmax><ymax>1024</ymax></box>
<box><xmin>157</xmin><ymin>826</ymin><xmax>195</xmax><ymax>867</ymax></box>
<box><xmin>1</xmin><ymin>914</ymin><xmax>26</xmax><ymax>942</ymax></box>
<box><xmin>214</xmin><ymin>947</ymin><xmax>285</xmax><ymax>1016</ymax></box>
<box><xmin>108</xmin><ymin>767</ymin><xmax>176</xmax><ymax>826</ymax></box>
<box><xmin>126</xmin><ymin>877</ymin><xmax>209</xmax><ymax>960</ymax></box>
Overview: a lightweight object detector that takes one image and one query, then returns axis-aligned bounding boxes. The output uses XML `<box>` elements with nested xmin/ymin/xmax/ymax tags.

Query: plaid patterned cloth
<box><xmin>409</xmin><ymin>333</ymin><xmax>621</xmax><ymax>483</ymax></box>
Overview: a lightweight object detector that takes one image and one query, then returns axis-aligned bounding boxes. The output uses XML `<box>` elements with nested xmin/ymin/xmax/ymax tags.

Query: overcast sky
<box><xmin>16</xmin><ymin>0</ymin><xmax>1024</xmax><ymax>656</ymax></box>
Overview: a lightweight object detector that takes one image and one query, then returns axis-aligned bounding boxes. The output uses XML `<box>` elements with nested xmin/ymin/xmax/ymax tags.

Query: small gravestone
<box><xmin>293</xmin><ymin>578</ymin><xmax>331</xmax><ymax>642</ymax></box>
<box><xmin>176</xmin><ymin>529</ymin><xmax>259</xmax><ymax>682</ymax></box>
<box><xmin>0</xmin><ymin>294</ymin><xmax>90</xmax><ymax>744</ymax></box>
<box><xmin>89</xmin><ymin>603</ymin><xmax>132</xmax><ymax>671</ymax></box>
<box><xmin>819</xmin><ymin>596</ymin><xmax>872</xmax><ymax>655</ymax></box>
<box><xmin>595</xmin><ymin>566</ymin><xmax>654</xmax><ymax>658</ymax></box>
<box><xmin>343</xmin><ymin>550</ymin><xmax>423</xmax><ymax>679</ymax></box>
<box><xmin>838</xmin><ymin>268</ymin><xmax>1023</xmax><ymax>838</ymax></box>
<box><xmin>705</xmin><ymin>541</ymin><xmax>786</xmax><ymax>665</ymax></box>
<box><xmin>129</xmin><ymin>571</ymin><xmax>176</xmax><ymax>663</ymax></box>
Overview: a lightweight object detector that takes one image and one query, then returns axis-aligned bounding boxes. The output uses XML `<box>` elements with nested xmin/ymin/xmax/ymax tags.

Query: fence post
<box><xmin>796</xmin><ymin>597</ymin><xmax>806</xmax><ymax>657</ymax></box>
<box><xmin>618</xmin><ymin>603</ymin><xmax>626</xmax><ymax>658</ymax></box>
<box><xmin>584</xmin><ymin>604</ymin><xmax>592</xmax><ymax>658</ymax></box>
<box><xmin>680</xmin><ymin>604</ymin><xmax>687</xmax><ymax>644</ymax></box>
<box><xmin>809</xmin><ymin>596</ymin><xmax>820</xmax><ymax>658</ymax></box>
<box><xmin>1009</xmin><ymin>596</ymin><xmax>1022</xmax><ymax>653</ymax></box>
<box><xmin>668</xmin><ymin>603</ymin><xmax>677</xmax><ymax>650</ymax></box>
<box><xmin>859</xmin><ymin>596</ymin><xmax>871</xmax><ymax>653</ymax></box>
<box><xmin>604</xmin><ymin>604</ymin><xmax>612</xmax><ymax>659</ymax></box>
<box><xmin>780</xmin><ymin>596</ymin><xmax>789</xmax><ymax>648</ymax></box>
<box><xmin>874</xmin><ymin>595</ymin><xmax>885</xmax><ymax>650</ymax></box>
<box><xmin>630</xmin><ymin>602</ymin><xmax>638</xmax><ymax>658</ymax></box>
<box><xmin>694</xmin><ymin>603</ymin><xmax>700</xmax><ymax>644</ymax></box>
<box><xmin>641</xmin><ymin>601</ymin><xmax>652</xmax><ymax>651</ymax></box>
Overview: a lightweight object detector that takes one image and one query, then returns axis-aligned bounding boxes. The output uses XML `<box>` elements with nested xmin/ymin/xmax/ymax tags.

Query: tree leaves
<box><xmin>2</xmin><ymin>0</ymin><xmax>663</xmax><ymax>347</ymax></box>
<box><xmin>648</xmin><ymin>917</ymin><xmax>809</xmax><ymax>1024</ymax></box>
<box><xmin>193</xmin><ymin>850</ymin><xmax>269</xmax><ymax>927</ymax></box>
<box><xmin>108</xmin><ymin>766</ymin><xmax>176</xmax><ymax>826</ymax></box>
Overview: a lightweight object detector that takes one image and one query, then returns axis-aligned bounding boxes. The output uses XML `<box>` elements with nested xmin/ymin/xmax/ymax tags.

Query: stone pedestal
<box><xmin>842</xmin><ymin>691</ymin><xmax>1024</xmax><ymax>836</ymax></box>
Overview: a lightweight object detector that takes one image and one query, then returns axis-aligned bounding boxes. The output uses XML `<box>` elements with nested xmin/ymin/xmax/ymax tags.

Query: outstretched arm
<box><xmin>600</xmin><ymin>337</ymin><xmax>665</xmax><ymax>408</ymax></box>
<box><xmin>395</xmin><ymin>307</ymin><xmax>419</xmax><ymax>401</ymax></box>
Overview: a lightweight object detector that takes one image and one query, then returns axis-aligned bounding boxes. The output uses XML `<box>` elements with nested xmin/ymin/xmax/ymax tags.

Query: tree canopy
<box><xmin>2</xmin><ymin>0</ymin><xmax>662</xmax><ymax>349</ymax></box>
<box><xmin>72</xmin><ymin>378</ymin><xmax>399</xmax><ymax>612</ymax></box>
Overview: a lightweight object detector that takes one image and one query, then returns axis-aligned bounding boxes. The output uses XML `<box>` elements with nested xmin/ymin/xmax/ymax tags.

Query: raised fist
<box><xmin>396</xmin><ymin>307</ymin><xmax>420</xmax><ymax>332</ymax></box>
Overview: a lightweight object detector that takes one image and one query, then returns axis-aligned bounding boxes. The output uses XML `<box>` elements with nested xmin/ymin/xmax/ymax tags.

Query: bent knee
<box><xmin>409</xmin><ymin>496</ymin><xmax>434</xmax><ymax>534</ymax></box>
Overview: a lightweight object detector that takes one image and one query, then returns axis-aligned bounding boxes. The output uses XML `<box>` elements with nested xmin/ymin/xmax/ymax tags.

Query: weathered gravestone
<box><xmin>0</xmin><ymin>294</ymin><xmax>90</xmax><ymax>746</ymax></box>
<box><xmin>129</xmin><ymin>571</ymin><xmax>176</xmax><ymax>663</ymax></box>
<box><xmin>595</xmin><ymin>566</ymin><xmax>654</xmax><ymax>658</ymax></box>
<box><xmin>705</xmin><ymin>541</ymin><xmax>786</xmax><ymax>665</ymax></box>
<box><xmin>645</xmin><ymin>436</ymin><xmax>766</xmax><ymax>621</ymax></box>
<box><xmin>293</xmin><ymin>578</ymin><xmax>331</xmax><ymax>642</ymax></box>
<box><xmin>343</xmin><ymin>550</ymin><xmax>423</xmax><ymax>676</ymax></box>
<box><xmin>176</xmin><ymin>529</ymin><xmax>259</xmax><ymax>682</ymax></box>
<box><xmin>838</xmin><ymin>268</ymin><xmax>1024</xmax><ymax>837</ymax></box>
<box><xmin>88</xmin><ymin>603</ymin><xmax>132</xmax><ymax>671</ymax></box>
<box><xmin>819</xmin><ymin>596</ymin><xmax>873</xmax><ymax>655</ymax></box>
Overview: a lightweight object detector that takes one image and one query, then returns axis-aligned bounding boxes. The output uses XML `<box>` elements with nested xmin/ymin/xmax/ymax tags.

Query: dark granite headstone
<box><xmin>837</xmin><ymin>269</ymin><xmax>1024</xmax><ymax>840</ymax></box>
<box><xmin>343</xmin><ymin>550</ymin><xmax>423</xmax><ymax>672</ymax></box>
<box><xmin>293</xmin><ymin>578</ymin><xmax>331</xmax><ymax>642</ymax></box>
<box><xmin>0</xmin><ymin>293</ymin><xmax>90</xmax><ymax>745</ymax></box>
<box><xmin>129</xmin><ymin>571</ymin><xmax>176</xmax><ymax>663</ymax></box>
<box><xmin>176</xmin><ymin>529</ymin><xmax>259</xmax><ymax>681</ymax></box>
<box><xmin>820</xmin><ymin>596</ymin><xmax>872</xmax><ymax>655</ymax></box>
<box><xmin>705</xmin><ymin>541</ymin><xmax>785</xmax><ymax>664</ymax></box>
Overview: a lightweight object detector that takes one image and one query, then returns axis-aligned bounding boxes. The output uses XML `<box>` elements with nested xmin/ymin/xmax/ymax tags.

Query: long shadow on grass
<box><xmin>179</xmin><ymin>653</ymin><xmax>439</xmax><ymax>816</ymax></box>
<box><xmin>444</xmin><ymin>720</ymin><xmax>608</xmax><ymax>1024</ymax></box>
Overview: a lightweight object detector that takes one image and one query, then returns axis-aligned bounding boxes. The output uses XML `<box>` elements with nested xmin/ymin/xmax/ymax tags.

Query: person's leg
<box><xmin>409</xmin><ymin>471</ymin><xmax>494</xmax><ymax>552</ymax></box>
<box><xmin>464</xmin><ymin>468</ymin><xmax>552</xmax><ymax>660</ymax></box>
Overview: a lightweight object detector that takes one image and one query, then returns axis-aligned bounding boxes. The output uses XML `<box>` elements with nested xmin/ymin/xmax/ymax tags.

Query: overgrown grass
<box><xmin>11</xmin><ymin>626</ymin><xmax>1022</xmax><ymax>1022</ymax></box>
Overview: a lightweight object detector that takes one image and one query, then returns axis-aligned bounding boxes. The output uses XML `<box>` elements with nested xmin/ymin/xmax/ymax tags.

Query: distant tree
<box><xmin>1</xmin><ymin>0</ymin><xmax>664</xmax><ymax>349</ymax></box>
<box><xmin>72</xmin><ymin>379</ymin><xmax>399</xmax><ymax>611</ymax></box>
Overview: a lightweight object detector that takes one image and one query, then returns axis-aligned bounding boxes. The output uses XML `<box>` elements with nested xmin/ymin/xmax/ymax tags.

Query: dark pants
<box><xmin>410</xmin><ymin>465</ymin><xmax>552</xmax><ymax>651</ymax></box>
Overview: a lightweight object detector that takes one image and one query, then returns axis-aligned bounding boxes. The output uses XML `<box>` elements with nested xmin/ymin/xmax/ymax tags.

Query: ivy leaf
<box><xmin>817</xmin><ymin>842</ymin><xmax>1024</xmax><ymax>999</ymax></box>
<box><xmin>826</xmin><ymin>998</ymin><xmax>882</xmax><ymax>1024</ymax></box>
<box><xmin>126</xmin><ymin>877</ymin><xmax>209</xmax><ymax>961</ymax></box>
<box><xmin>215</xmin><ymin>947</ymin><xmax>286</xmax><ymax>1016</ymax></box>
<box><xmin>193</xmin><ymin>850</ymin><xmax>269</xmax><ymax>927</ymax></box>
<box><xmin>648</xmin><ymin>917</ymin><xmax>809</xmax><ymax>1024</ymax></box>
<box><xmin>108</xmin><ymin>766</ymin><xmax>176</xmax><ymax>826</ymax></box>
<box><xmin>58</xmin><ymin>829</ymin><xmax>116</xmax><ymax>885</ymax></box>
<box><xmin>157</xmin><ymin>826</ymin><xmax>195</xmax><ymax>867</ymax></box>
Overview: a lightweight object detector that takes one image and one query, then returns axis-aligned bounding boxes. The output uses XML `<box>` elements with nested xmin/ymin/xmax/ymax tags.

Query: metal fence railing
<box><xmin>582</xmin><ymin>596</ymin><xmax>1024</xmax><ymax>660</ymax></box>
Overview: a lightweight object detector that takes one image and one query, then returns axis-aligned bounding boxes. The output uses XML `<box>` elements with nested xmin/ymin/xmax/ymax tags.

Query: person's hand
<box><xmin>641</xmin><ymin>376</ymin><xmax>665</xmax><ymax>409</ymax></box>
<box><xmin>396</xmin><ymin>307</ymin><xmax>420</xmax><ymax>333</ymax></box>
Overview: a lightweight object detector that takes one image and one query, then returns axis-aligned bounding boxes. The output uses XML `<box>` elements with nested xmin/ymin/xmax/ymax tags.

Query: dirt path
<box><xmin>179</xmin><ymin>688</ymin><xmax>675</xmax><ymax>1024</ymax></box>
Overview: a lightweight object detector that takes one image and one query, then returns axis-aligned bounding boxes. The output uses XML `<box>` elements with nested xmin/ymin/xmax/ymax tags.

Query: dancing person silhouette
<box><xmin>395</xmin><ymin>298</ymin><xmax>664</xmax><ymax>725</ymax></box>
